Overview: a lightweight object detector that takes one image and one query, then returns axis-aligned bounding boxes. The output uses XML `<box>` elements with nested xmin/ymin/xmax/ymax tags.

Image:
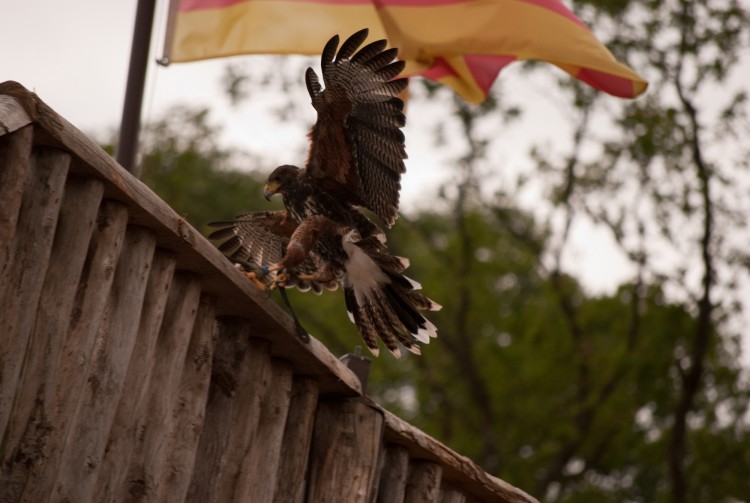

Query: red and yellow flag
<box><xmin>168</xmin><ymin>0</ymin><xmax>648</xmax><ymax>103</ymax></box>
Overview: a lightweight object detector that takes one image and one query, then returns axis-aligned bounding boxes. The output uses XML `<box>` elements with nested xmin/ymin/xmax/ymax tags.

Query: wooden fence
<box><xmin>0</xmin><ymin>81</ymin><xmax>538</xmax><ymax>503</ymax></box>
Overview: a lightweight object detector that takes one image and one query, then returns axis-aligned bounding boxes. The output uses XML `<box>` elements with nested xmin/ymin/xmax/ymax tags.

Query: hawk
<box><xmin>210</xmin><ymin>29</ymin><xmax>440</xmax><ymax>357</ymax></box>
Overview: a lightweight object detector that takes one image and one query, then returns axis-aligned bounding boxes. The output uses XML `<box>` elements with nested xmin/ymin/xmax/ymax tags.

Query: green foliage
<box><xmin>138</xmin><ymin>105</ymin><xmax>282</xmax><ymax>233</ymax></box>
<box><xmin>519</xmin><ymin>0</ymin><xmax>750</xmax><ymax>501</ymax></box>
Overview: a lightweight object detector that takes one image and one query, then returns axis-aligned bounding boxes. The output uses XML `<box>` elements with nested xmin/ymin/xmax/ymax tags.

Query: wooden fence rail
<box><xmin>0</xmin><ymin>81</ymin><xmax>538</xmax><ymax>503</ymax></box>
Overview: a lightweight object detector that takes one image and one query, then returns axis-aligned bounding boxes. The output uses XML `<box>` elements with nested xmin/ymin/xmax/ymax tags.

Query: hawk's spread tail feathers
<box><xmin>341</xmin><ymin>231</ymin><xmax>440</xmax><ymax>358</ymax></box>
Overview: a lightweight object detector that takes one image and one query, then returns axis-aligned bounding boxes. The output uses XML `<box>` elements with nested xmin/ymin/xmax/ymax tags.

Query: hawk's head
<box><xmin>264</xmin><ymin>164</ymin><xmax>300</xmax><ymax>200</ymax></box>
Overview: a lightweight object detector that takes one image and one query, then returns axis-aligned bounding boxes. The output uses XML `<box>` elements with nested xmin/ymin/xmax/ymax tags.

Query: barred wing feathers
<box><xmin>208</xmin><ymin>211</ymin><xmax>336</xmax><ymax>294</ymax></box>
<box><xmin>305</xmin><ymin>28</ymin><xmax>408</xmax><ymax>227</ymax></box>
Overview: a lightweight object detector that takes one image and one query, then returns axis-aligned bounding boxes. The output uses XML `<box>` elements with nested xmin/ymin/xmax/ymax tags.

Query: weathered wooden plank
<box><xmin>307</xmin><ymin>399</ymin><xmax>384</xmax><ymax>503</ymax></box>
<box><xmin>383</xmin><ymin>410</ymin><xmax>539</xmax><ymax>503</ymax></box>
<box><xmin>50</xmin><ymin>225</ymin><xmax>156</xmax><ymax>502</ymax></box>
<box><xmin>186</xmin><ymin>318</ymin><xmax>253</xmax><ymax>503</ymax></box>
<box><xmin>0</xmin><ymin>125</ymin><xmax>32</xmax><ymax>277</ymax></box>
<box><xmin>0</xmin><ymin>95</ymin><xmax>33</xmax><ymax>136</ymax></box>
<box><xmin>0</xmin><ymin>146</ymin><xmax>69</xmax><ymax>441</ymax></box>
<box><xmin>274</xmin><ymin>376</ymin><xmax>320</xmax><ymax>503</ymax></box>
<box><xmin>19</xmin><ymin>200</ymin><xmax>130</xmax><ymax>502</ymax></box>
<box><xmin>155</xmin><ymin>294</ymin><xmax>218</xmax><ymax>503</ymax></box>
<box><xmin>0</xmin><ymin>175</ymin><xmax>103</xmax><ymax>498</ymax></box>
<box><xmin>0</xmin><ymin>81</ymin><xmax>362</xmax><ymax>397</ymax></box>
<box><xmin>187</xmin><ymin>324</ymin><xmax>278</xmax><ymax>503</ymax></box>
<box><xmin>120</xmin><ymin>272</ymin><xmax>202</xmax><ymax>501</ymax></box>
<box><xmin>213</xmin><ymin>336</ymin><xmax>273</xmax><ymax>503</ymax></box>
<box><xmin>405</xmin><ymin>462</ymin><xmax>443</xmax><ymax>503</ymax></box>
<box><xmin>377</xmin><ymin>444</ymin><xmax>410</xmax><ymax>503</ymax></box>
<box><xmin>439</xmin><ymin>485</ymin><xmax>468</xmax><ymax>503</ymax></box>
<box><xmin>234</xmin><ymin>358</ymin><xmax>294</xmax><ymax>502</ymax></box>
<box><xmin>91</xmin><ymin>250</ymin><xmax>177</xmax><ymax>501</ymax></box>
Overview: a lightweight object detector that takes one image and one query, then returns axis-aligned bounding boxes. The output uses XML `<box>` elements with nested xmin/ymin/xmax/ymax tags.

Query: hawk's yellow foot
<box><xmin>257</xmin><ymin>263</ymin><xmax>288</xmax><ymax>290</ymax></box>
<box><xmin>243</xmin><ymin>271</ymin><xmax>269</xmax><ymax>292</ymax></box>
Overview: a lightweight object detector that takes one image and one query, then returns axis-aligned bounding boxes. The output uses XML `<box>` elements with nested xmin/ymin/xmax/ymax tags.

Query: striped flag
<box><xmin>167</xmin><ymin>0</ymin><xmax>647</xmax><ymax>102</ymax></box>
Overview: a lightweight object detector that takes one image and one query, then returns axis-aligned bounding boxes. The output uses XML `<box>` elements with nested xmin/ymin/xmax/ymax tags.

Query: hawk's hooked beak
<box><xmin>263</xmin><ymin>181</ymin><xmax>280</xmax><ymax>201</ymax></box>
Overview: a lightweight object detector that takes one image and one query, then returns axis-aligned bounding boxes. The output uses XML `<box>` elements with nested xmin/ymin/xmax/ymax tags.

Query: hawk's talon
<box><xmin>269</xmin><ymin>269</ymin><xmax>289</xmax><ymax>289</ymax></box>
<box><xmin>251</xmin><ymin>262</ymin><xmax>288</xmax><ymax>291</ymax></box>
<box><xmin>277</xmin><ymin>270</ymin><xmax>288</xmax><ymax>283</ymax></box>
<box><xmin>243</xmin><ymin>271</ymin><xmax>269</xmax><ymax>292</ymax></box>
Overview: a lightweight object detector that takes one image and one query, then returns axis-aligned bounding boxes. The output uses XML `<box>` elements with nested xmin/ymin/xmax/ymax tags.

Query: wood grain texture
<box><xmin>273</xmin><ymin>376</ymin><xmax>320</xmax><ymax>503</ymax></box>
<box><xmin>405</xmin><ymin>462</ymin><xmax>442</xmax><ymax>503</ymax></box>
<box><xmin>439</xmin><ymin>485</ymin><xmax>468</xmax><ymax>503</ymax></box>
<box><xmin>155</xmin><ymin>294</ymin><xmax>218</xmax><ymax>503</ymax></box>
<box><xmin>307</xmin><ymin>399</ymin><xmax>384</xmax><ymax>503</ymax></box>
<box><xmin>0</xmin><ymin>147</ymin><xmax>69</xmax><ymax>442</ymax></box>
<box><xmin>0</xmin><ymin>175</ymin><xmax>103</xmax><ymax>498</ymax></box>
<box><xmin>186</xmin><ymin>320</ymin><xmax>275</xmax><ymax>503</ymax></box>
<box><xmin>0</xmin><ymin>95</ymin><xmax>32</xmax><ymax>135</ymax></box>
<box><xmin>121</xmin><ymin>272</ymin><xmax>202</xmax><ymax>501</ymax></box>
<box><xmin>383</xmin><ymin>409</ymin><xmax>539</xmax><ymax>503</ymax></box>
<box><xmin>186</xmin><ymin>318</ymin><xmax>248</xmax><ymax>503</ymax></box>
<box><xmin>51</xmin><ymin>226</ymin><xmax>157</xmax><ymax>502</ymax></box>
<box><xmin>377</xmin><ymin>444</ymin><xmax>410</xmax><ymax>503</ymax></box>
<box><xmin>92</xmin><ymin>250</ymin><xmax>177</xmax><ymax>502</ymax></box>
<box><xmin>0</xmin><ymin>125</ymin><xmax>32</xmax><ymax>277</ymax></box>
<box><xmin>212</xmin><ymin>335</ymin><xmax>273</xmax><ymax>503</ymax></box>
<box><xmin>19</xmin><ymin>199</ymin><xmax>130</xmax><ymax>502</ymax></box>
<box><xmin>233</xmin><ymin>359</ymin><xmax>294</xmax><ymax>502</ymax></box>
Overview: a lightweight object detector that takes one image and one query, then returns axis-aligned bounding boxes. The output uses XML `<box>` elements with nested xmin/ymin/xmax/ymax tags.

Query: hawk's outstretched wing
<box><xmin>208</xmin><ymin>211</ymin><xmax>338</xmax><ymax>294</ymax></box>
<box><xmin>305</xmin><ymin>28</ymin><xmax>408</xmax><ymax>227</ymax></box>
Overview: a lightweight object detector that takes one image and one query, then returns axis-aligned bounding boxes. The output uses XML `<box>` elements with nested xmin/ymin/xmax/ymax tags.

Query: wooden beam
<box><xmin>307</xmin><ymin>399</ymin><xmax>384</xmax><ymax>502</ymax></box>
<box><xmin>377</xmin><ymin>443</ymin><xmax>410</xmax><ymax>503</ymax></box>
<box><xmin>186</xmin><ymin>318</ymin><xmax>251</xmax><ymax>502</ymax></box>
<box><xmin>52</xmin><ymin>226</ymin><xmax>157</xmax><ymax>501</ymax></box>
<box><xmin>155</xmin><ymin>294</ymin><xmax>218</xmax><ymax>502</ymax></box>
<box><xmin>121</xmin><ymin>272</ymin><xmax>203</xmax><ymax>500</ymax></box>
<box><xmin>92</xmin><ymin>250</ymin><xmax>178</xmax><ymax>501</ymax></box>
<box><xmin>0</xmin><ymin>95</ymin><xmax>32</xmax><ymax>135</ymax></box>
<box><xmin>0</xmin><ymin>124</ymin><xmax>32</xmax><ymax>274</ymax></box>
<box><xmin>383</xmin><ymin>408</ymin><xmax>539</xmax><ymax>503</ymax></box>
<box><xmin>0</xmin><ymin>147</ymin><xmax>69</xmax><ymax>441</ymax></box>
<box><xmin>405</xmin><ymin>461</ymin><xmax>443</xmax><ymax>503</ymax></box>
<box><xmin>233</xmin><ymin>359</ymin><xmax>294</xmax><ymax>502</ymax></box>
<box><xmin>213</xmin><ymin>332</ymin><xmax>273</xmax><ymax>502</ymax></box>
<box><xmin>439</xmin><ymin>485</ymin><xmax>468</xmax><ymax>503</ymax></box>
<box><xmin>20</xmin><ymin>200</ymin><xmax>130</xmax><ymax>502</ymax></box>
<box><xmin>274</xmin><ymin>376</ymin><xmax>320</xmax><ymax>503</ymax></box>
<box><xmin>0</xmin><ymin>175</ymin><xmax>103</xmax><ymax>498</ymax></box>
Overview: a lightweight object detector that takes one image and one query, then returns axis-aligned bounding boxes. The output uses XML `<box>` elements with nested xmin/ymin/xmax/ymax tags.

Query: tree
<box><xmin>138</xmin><ymin>105</ymin><xmax>282</xmax><ymax>232</ymax></box>
<box><xmin>527</xmin><ymin>0</ymin><xmax>750</xmax><ymax>501</ymax></box>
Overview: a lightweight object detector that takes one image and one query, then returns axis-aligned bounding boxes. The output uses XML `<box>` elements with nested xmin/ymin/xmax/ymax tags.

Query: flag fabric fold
<box><xmin>168</xmin><ymin>0</ymin><xmax>647</xmax><ymax>102</ymax></box>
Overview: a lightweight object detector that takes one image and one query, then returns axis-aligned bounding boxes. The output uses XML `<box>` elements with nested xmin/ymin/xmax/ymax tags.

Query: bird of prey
<box><xmin>210</xmin><ymin>28</ymin><xmax>440</xmax><ymax>357</ymax></box>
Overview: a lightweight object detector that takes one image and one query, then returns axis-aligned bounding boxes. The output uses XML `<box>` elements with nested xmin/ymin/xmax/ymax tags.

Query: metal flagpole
<box><xmin>115</xmin><ymin>0</ymin><xmax>158</xmax><ymax>176</ymax></box>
